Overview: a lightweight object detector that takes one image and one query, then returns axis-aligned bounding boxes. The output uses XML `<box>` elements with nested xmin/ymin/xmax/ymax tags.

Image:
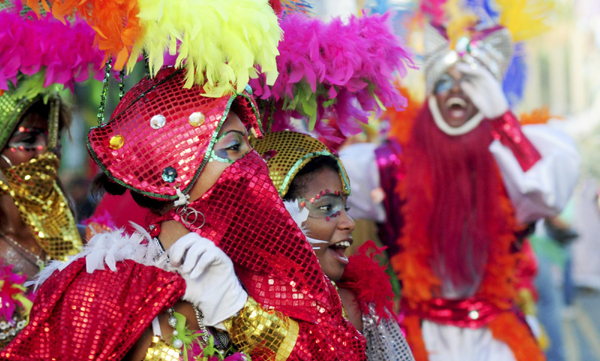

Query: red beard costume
<box><xmin>379</xmin><ymin>105</ymin><xmax>544</xmax><ymax>361</ymax></box>
<box><xmin>402</xmin><ymin>105</ymin><xmax>504</xmax><ymax>297</ymax></box>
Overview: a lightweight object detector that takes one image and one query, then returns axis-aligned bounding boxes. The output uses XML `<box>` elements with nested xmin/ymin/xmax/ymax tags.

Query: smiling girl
<box><xmin>254</xmin><ymin>131</ymin><xmax>415</xmax><ymax>361</ymax></box>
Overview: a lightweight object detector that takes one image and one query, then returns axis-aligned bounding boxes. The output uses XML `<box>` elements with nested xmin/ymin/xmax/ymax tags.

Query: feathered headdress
<box><xmin>29</xmin><ymin>0</ymin><xmax>282</xmax><ymax>97</ymax></box>
<box><xmin>249</xmin><ymin>12</ymin><xmax>415</xmax><ymax>145</ymax></box>
<box><xmin>419</xmin><ymin>0</ymin><xmax>553</xmax><ymax>105</ymax></box>
<box><xmin>66</xmin><ymin>0</ymin><xmax>281</xmax><ymax>200</ymax></box>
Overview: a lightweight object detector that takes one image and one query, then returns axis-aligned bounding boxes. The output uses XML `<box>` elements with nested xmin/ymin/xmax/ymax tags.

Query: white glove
<box><xmin>168</xmin><ymin>233</ymin><xmax>248</xmax><ymax>326</ymax></box>
<box><xmin>457</xmin><ymin>62</ymin><xmax>509</xmax><ymax>119</ymax></box>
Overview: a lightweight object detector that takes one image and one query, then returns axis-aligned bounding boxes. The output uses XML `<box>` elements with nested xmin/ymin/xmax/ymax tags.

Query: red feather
<box><xmin>337</xmin><ymin>241</ymin><xmax>396</xmax><ymax>321</ymax></box>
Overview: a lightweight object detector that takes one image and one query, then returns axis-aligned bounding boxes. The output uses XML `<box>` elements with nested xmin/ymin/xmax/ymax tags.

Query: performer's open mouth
<box><xmin>327</xmin><ymin>238</ymin><xmax>353</xmax><ymax>265</ymax></box>
<box><xmin>445</xmin><ymin>96</ymin><xmax>468</xmax><ymax>120</ymax></box>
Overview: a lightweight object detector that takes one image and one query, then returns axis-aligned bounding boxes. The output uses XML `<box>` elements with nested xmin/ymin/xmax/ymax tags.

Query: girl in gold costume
<box><xmin>0</xmin><ymin>0</ymin><xmax>103</xmax><ymax>348</ymax></box>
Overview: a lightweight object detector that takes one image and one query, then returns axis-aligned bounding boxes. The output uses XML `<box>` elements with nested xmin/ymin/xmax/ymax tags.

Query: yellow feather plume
<box><xmin>496</xmin><ymin>0</ymin><xmax>553</xmax><ymax>42</ymax></box>
<box><xmin>128</xmin><ymin>0</ymin><xmax>282</xmax><ymax>97</ymax></box>
<box><xmin>444</xmin><ymin>0</ymin><xmax>478</xmax><ymax>48</ymax></box>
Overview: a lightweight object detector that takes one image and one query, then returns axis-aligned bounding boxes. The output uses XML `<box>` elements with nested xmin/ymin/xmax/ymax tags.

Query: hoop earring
<box><xmin>0</xmin><ymin>154</ymin><xmax>13</xmax><ymax>167</ymax></box>
<box><xmin>176</xmin><ymin>206</ymin><xmax>206</xmax><ymax>230</ymax></box>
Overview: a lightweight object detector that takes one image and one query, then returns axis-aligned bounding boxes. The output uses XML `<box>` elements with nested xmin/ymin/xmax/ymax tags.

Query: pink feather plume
<box><xmin>250</xmin><ymin>12</ymin><xmax>416</xmax><ymax>145</ymax></box>
<box><xmin>420</xmin><ymin>0</ymin><xmax>449</xmax><ymax>24</ymax></box>
<box><xmin>0</xmin><ymin>2</ymin><xmax>104</xmax><ymax>92</ymax></box>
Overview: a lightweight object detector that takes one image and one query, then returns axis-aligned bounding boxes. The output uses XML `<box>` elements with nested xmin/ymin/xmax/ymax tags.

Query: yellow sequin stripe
<box><xmin>223</xmin><ymin>297</ymin><xmax>299</xmax><ymax>360</ymax></box>
<box><xmin>331</xmin><ymin>280</ymin><xmax>349</xmax><ymax>320</ymax></box>
<box><xmin>277</xmin><ymin>316</ymin><xmax>299</xmax><ymax>361</ymax></box>
<box><xmin>144</xmin><ymin>336</ymin><xmax>181</xmax><ymax>361</ymax></box>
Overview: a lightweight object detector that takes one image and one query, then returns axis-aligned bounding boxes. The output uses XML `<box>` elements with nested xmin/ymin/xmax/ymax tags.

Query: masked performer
<box><xmin>253</xmin><ymin>130</ymin><xmax>415</xmax><ymax>361</ymax></box>
<box><xmin>340</xmin><ymin>13</ymin><xmax>581</xmax><ymax>361</ymax></box>
<box><xmin>1</xmin><ymin>0</ymin><xmax>368</xmax><ymax>359</ymax></box>
<box><xmin>0</xmin><ymin>1</ymin><xmax>103</xmax><ymax>349</ymax></box>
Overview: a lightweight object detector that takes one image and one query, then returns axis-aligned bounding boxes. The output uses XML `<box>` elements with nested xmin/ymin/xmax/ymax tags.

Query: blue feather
<box><xmin>363</xmin><ymin>0</ymin><xmax>417</xmax><ymax>38</ymax></box>
<box><xmin>464</xmin><ymin>0</ymin><xmax>500</xmax><ymax>25</ymax></box>
<box><xmin>371</xmin><ymin>0</ymin><xmax>390</xmax><ymax>14</ymax></box>
<box><xmin>502</xmin><ymin>42</ymin><xmax>527</xmax><ymax>107</ymax></box>
<box><xmin>281</xmin><ymin>0</ymin><xmax>313</xmax><ymax>16</ymax></box>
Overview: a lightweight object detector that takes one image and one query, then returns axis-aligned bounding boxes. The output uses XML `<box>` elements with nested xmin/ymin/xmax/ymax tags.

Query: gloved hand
<box><xmin>169</xmin><ymin>232</ymin><xmax>248</xmax><ymax>326</ymax></box>
<box><xmin>457</xmin><ymin>62</ymin><xmax>509</xmax><ymax>119</ymax></box>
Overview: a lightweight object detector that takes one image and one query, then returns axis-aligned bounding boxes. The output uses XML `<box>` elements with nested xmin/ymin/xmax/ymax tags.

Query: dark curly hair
<box><xmin>283</xmin><ymin>156</ymin><xmax>340</xmax><ymax>201</ymax></box>
<box><xmin>90</xmin><ymin>173</ymin><xmax>173</xmax><ymax>216</ymax></box>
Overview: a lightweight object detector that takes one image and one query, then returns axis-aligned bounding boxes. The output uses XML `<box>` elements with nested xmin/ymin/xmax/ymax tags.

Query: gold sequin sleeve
<box><xmin>144</xmin><ymin>336</ymin><xmax>181</xmax><ymax>361</ymax></box>
<box><xmin>222</xmin><ymin>297</ymin><xmax>299</xmax><ymax>360</ymax></box>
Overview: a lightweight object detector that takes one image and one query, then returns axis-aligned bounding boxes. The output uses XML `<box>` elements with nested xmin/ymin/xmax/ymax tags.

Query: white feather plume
<box><xmin>27</xmin><ymin>222</ymin><xmax>168</xmax><ymax>291</ymax></box>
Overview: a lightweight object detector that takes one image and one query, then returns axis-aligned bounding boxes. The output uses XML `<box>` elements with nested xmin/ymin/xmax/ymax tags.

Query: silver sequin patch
<box><xmin>363</xmin><ymin>304</ymin><xmax>415</xmax><ymax>361</ymax></box>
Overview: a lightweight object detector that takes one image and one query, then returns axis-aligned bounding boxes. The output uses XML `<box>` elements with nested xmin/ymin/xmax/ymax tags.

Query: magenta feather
<box><xmin>0</xmin><ymin>260</ymin><xmax>32</xmax><ymax>324</ymax></box>
<box><xmin>0</xmin><ymin>3</ymin><xmax>104</xmax><ymax>92</ymax></box>
<box><xmin>250</xmin><ymin>12</ymin><xmax>415</xmax><ymax>144</ymax></box>
<box><xmin>420</xmin><ymin>0</ymin><xmax>448</xmax><ymax>23</ymax></box>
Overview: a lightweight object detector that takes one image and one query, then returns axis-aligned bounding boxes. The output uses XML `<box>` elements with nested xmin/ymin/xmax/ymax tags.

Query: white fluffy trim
<box><xmin>28</xmin><ymin>222</ymin><xmax>168</xmax><ymax>291</ymax></box>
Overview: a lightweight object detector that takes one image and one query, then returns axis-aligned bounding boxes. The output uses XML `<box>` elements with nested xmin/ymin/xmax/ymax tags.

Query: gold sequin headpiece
<box><xmin>0</xmin><ymin>92</ymin><xmax>62</xmax><ymax>151</ymax></box>
<box><xmin>252</xmin><ymin>131</ymin><xmax>350</xmax><ymax>198</ymax></box>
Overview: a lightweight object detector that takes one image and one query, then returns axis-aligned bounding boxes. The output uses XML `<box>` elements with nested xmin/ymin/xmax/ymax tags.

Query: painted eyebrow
<box><xmin>229</xmin><ymin>129</ymin><xmax>249</xmax><ymax>137</ymax></box>
<box><xmin>311</xmin><ymin>193</ymin><xmax>344</xmax><ymax>200</ymax></box>
<box><xmin>215</xmin><ymin>129</ymin><xmax>249</xmax><ymax>143</ymax></box>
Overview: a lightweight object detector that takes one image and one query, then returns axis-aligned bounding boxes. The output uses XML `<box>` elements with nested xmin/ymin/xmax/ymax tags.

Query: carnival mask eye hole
<box><xmin>434</xmin><ymin>74</ymin><xmax>455</xmax><ymax>94</ymax></box>
<box><xmin>304</xmin><ymin>193</ymin><xmax>346</xmax><ymax>219</ymax></box>
<box><xmin>225</xmin><ymin>132</ymin><xmax>249</xmax><ymax>152</ymax></box>
<box><xmin>8</xmin><ymin>128</ymin><xmax>48</xmax><ymax>150</ymax></box>
<box><xmin>212</xmin><ymin>131</ymin><xmax>250</xmax><ymax>162</ymax></box>
<box><xmin>319</xmin><ymin>204</ymin><xmax>333</xmax><ymax>212</ymax></box>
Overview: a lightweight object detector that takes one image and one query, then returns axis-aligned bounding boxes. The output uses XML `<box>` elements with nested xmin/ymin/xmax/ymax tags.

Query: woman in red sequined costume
<box><xmin>253</xmin><ymin>131</ymin><xmax>415</xmax><ymax>361</ymax></box>
<box><xmin>340</xmin><ymin>24</ymin><xmax>580</xmax><ymax>361</ymax></box>
<box><xmin>3</xmin><ymin>67</ymin><xmax>366</xmax><ymax>361</ymax></box>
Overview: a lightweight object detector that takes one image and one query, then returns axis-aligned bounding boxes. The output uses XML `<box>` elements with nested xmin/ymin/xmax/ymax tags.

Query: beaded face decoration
<box><xmin>0</xmin><ymin>93</ymin><xmax>61</xmax><ymax>152</ymax></box>
<box><xmin>149</xmin><ymin>149</ymin><xmax>367</xmax><ymax>359</ymax></box>
<box><xmin>6</xmin><ymin>126</ymin><xmax>48</xmax><ymax>152</ymax></box>
<box><xmin>299</xmin><ymin>189</ymin><xmax>348</xmax><ymax>222</ymax></box>
<box><xmin>252</xmin><ymin>131</ymin><xmax>350</xmax><ymax>198</ymax></box>
<box><xmin>87</xmin><ymin>67</ymin><xmax>262</xmax><ymax>200</ymax></box>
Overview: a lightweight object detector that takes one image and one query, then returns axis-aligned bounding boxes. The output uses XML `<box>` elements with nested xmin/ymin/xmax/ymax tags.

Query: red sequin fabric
<box><xmin>152</xmin><ymin>150</ymin><xmax>367</xmax><ymax>360</ymax></box>
<box><xmin>88</xmin><ymin>66</ymin><xmax>262</xmax><ymax>200</ymax></box>
<box><xmin>0</xmin><ymin>258</ymin><xmax>185</xmax><ymax>360</ymax></box>
<box><xmin>490</xmin><ymin>111</ymin><xmax>542</xmax><ymax>172</ymax></box>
